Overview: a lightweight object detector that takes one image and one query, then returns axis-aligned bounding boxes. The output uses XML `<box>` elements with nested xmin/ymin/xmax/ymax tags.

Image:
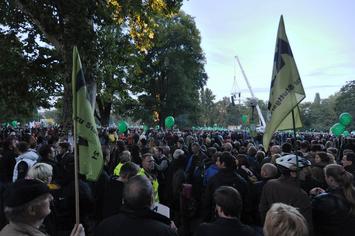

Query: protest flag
<box><xmin>263</xmin><ymin>15</ymin><xmax>306</xmax><ymax>151</ymax></box>
<box><xmin>72</xmin><ymin>46</ymin><xmax>103</xmax><ymax>181</ymax></box>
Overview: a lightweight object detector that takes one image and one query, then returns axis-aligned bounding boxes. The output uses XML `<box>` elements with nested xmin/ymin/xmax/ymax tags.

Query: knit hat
<box><xmin>4</xmin><ymin>179</ymin><xmax>50</xmax><ymax>207</ymax></box>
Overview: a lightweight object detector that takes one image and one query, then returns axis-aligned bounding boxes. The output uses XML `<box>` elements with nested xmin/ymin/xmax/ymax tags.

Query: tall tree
<box><xmin>0</xmin><ymin>29</ymin><xmax>61</xmax><ymax>122</ymax></box>
<box><xmin>1</xmin><ymin>0</ymin><xmax>182</xmax><ymax>127</ymax></box>
<box><xmin>135</xmin><ymin>12</ymin><xmax>207</xmax><ymax>127</ymax></box>
<box><xmin>200</xmin><ymin>87</ymin><xmax>216</xmax><ymax>125</ymax></box>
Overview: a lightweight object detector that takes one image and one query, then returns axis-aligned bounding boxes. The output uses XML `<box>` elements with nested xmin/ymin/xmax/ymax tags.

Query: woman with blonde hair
<box><xmin>263</xmin><ymin>203</ymin><xmax>308</xmax><ymax>236</ymax></box>
<box><xmin>27</xmin><ymin>163</ymin><xmax>53</xmax><ymax>184</ymax></box>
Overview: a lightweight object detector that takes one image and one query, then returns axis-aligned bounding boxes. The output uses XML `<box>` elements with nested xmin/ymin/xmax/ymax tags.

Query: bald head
<box><xmin>123</xmin><ymin>175</ymin><xmax>153</xmax><ymax>209</ymax></box>
<box><xmin>270</xmin><ymin>145</ymin><xmax>281</xmax><ymax>155</ymax></box>
<box><xmin>261</xmin><ymin>163</ymin><xmax>278</xmax><ymax>179</ymax></box>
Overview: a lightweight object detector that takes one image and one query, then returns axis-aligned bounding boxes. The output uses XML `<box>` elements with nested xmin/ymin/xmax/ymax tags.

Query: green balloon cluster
<box><xmin>118</xmin><ymin>121</ymin><xmax>128</xmax><ymax>133</ymax></box>
<box><xmin>11</xmin><ymin>120</ymin><xmax>17</xmax><ymax>127</ymax></box>
<box><xmin>339</xmin><ymin>113</ymin><xmax>352</xmax><ymax>126</ymax></box>
<box><xmin>330</xmin><ymin>112</ymin><xmax>353</xmax><ymax>137</ymax></box>
<box><xmin>330</xmin><ymin>123</ymin><xmax>345</xmax><ymax>137</ymax></box>
<box><xmin>165</xmin><ymin>116</ymin><xmax>175</xmax><ymax>128</ymax></box>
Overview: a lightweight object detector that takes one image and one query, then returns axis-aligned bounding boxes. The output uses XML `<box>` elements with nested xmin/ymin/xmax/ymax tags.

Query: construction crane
<box><xmin>234</xmin><ymin>56</ymin><xmax>266</xmax><ymax>129</ymax></box>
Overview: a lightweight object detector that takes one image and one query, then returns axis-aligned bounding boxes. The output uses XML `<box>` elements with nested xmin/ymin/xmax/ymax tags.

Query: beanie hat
<box><xmin>4</xmin><ymin>179</ymin><xmax>50</xmax><ymax>207</ymax></box>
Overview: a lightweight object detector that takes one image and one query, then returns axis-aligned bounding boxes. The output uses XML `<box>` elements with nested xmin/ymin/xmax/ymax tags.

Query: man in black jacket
<box><xmin>195</xmin><ymin>186</ymin><xmax>256</xmax><ymax>236</ymax></box>
<box><xmin>201</xmin><ymin>152</ymin><xmax>249</xmax><ymax>222</ymax></box>
<box><xmin>95</xmin><ymin>175</ymin><xmax>177</xmax><ymax>236</ymax></box>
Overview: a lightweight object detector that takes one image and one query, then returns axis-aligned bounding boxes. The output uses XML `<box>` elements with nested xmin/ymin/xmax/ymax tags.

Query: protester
<box><xmin>0</xmin><ymin>136</ymin><xmax>17</xmax><ymax>184</ymax></box>
<box><xmin>259</xmin><ymin>154</ymin><xmax>313</xmax><ymax>230</ymax></box>
<box><xmin>0</xmin><ymin>179</ymin><xmax>84</xmax><ymax>236</ymax></box>
<box><xmin>311</xmin><ymin>164</ymin><xmax>355</xmax><ymax>235</ymax></box>
<box><xmin>263</xmin><ymin>203</ymin><xmax>308</xmax><ymax>236</ymax></box>
<box><xmin>12</xmin><ymin>141</ymin><xmax>39</xmax><ymax>182</ymax></box>
<box><xmin>102</xmin><ymin>162</ymin><xmax>139</xmax><ymax>219</ymax></box>
<box><xmin>140</xmin><ymin>153</ymin><xmax>160</xmax><ymax>202</ymax></box>
<box><xmin>201</xmin><ymin>152</ymin><xmax>248</xmax><ymax>222</ymax></box>
<box><xmin>195</xmin><ymin>186</ymin><xmax>255</xmax><ymax>236</ymax></box>
<box><xmin>95</xmin><ymin>175</ymin><xmax>177</xmax><ymax>236</ymax></box>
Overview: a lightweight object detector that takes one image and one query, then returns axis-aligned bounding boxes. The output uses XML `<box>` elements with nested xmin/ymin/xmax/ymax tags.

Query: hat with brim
<box><xmin>4</xmin><ymin>179</ymin><xmax>50</xmax><ymax>207</ymax></box>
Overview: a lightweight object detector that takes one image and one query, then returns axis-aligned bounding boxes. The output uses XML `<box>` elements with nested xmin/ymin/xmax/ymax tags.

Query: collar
<box><xmin>120</xmin><ymin>205</ymin><xmax>171</xmax><ymax>225</ymax></box>
<box><xmin>7</xmin><ymin>222</ymin><xmax>47</xmax><ymax>236</ymax></box>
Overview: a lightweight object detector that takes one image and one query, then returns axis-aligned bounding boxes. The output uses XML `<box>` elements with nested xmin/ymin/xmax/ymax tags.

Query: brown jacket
<box><xmin>0</xmin><ymin>222</ymin><xmax>47</xmax><ymax>236</ymax></box>
<box><xmin>259</xmin><ymin>175</ymin><xmax>313</xmax><ymax>229</ymax></box>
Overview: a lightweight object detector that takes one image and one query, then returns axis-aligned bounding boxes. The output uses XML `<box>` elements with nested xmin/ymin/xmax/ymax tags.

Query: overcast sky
<box><xmin>181</xmin><ymin>0</ymin><xmax>355</xmax><ymax>102</ymax></box>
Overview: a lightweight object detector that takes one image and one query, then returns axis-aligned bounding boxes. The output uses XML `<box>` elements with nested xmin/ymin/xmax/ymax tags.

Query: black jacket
<box><xmin>201</xmin><ymin>168</ymin><xmax>249</xmax><ymax>222</ymax></box>
<box><xmin>312</xmin><ymin>188</ymin><xmax>355</xmax><ymax>236</ymax></box>
<box><xmin>95</xmin><ymin>205</ymin><xmax>177</xmax><ymax>236</ymax></box>
<box><xmin>194</xmin><ymin>217</ymin><xmax>257</xmax><ymax>236</ymax></box>
<box><xmin>102</xmin><ymin>177</ymin><xmax>125</xmax><ymax>219</ymax></box>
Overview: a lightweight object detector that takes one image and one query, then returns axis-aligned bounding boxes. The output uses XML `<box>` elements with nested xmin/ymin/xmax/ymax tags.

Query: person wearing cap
<box><xmin>259</xmin><ymin>154</ymin><xmax>313</xmax><ymax>231</ymax></box>
<box><xmin>0</xmin><ymin>179</ymin><xmax>84</xmax><ymax>236</ymax></box>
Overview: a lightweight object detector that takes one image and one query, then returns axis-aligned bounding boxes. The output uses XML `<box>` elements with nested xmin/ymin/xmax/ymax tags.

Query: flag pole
<box><xmin>73</xmin><ymin>118</ymin><xmax>80</xmax><ymax>225</ymax></box>
<box><xmin>291</xmin><ymin>109</ymin><xmax>299</xmax><ymax>172</ymax></box>
<box><xmin>72</xmin><ymin>47</ymin><xmax>80</xmax><ymax>226</ymax></box>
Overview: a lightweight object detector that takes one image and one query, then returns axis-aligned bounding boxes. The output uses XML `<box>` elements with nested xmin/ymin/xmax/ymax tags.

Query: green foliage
<box><xmin>0</xmin><ymin>29</ymin><xmax>61</xmax><ymax>122</ymax></box>
<box><xmin>299</xmin><ymin>94</ymin><xmax>338</xmax><ymax>131</ymax></box>
<box><xmin>134</xmin><ymin>12</ymin><xmax>207</xmax><ymax>127</ymax></box>
<box><xmin>335</xmin><ymin>81</ymin><xmax>355</xmax><ymax>130</ymax></box>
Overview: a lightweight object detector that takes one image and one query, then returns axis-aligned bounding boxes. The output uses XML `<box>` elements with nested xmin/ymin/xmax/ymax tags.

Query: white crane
<box><xmin>234</xmin><ymin>56</ymin><xmax>266</xmax><ymax>129</ymax></box>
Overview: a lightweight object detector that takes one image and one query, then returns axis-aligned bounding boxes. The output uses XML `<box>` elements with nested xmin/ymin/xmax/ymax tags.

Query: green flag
<box><xmin>263</xmin><ymin>16</ymin><xmax>306</xmax><ymax>150</ymax></box>
<box><xmin>72</xmin><ymin>47</ymin><xmax>103</xmax><ymax>181</ymax></box>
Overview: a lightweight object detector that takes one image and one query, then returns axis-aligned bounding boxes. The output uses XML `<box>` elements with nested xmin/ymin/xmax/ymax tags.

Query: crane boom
<box><xmin>235</xmin><ymin>56</ymin><xmax>266</xmax><ymax>128</ymax></box>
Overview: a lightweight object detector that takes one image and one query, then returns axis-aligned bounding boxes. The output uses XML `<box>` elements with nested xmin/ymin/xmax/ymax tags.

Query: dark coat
<box><xmin>201</xmin><ymin>168</ymin><xmax>249</xmax><ymax>222</ymax></box>
<box><xmin>194</xmin><ymin>217</ymin><xmax>257</xmax><ymax>236</ymax></box>
<box><xmin>312</xmin><ymin>188</ymin><xmax>355</xmax><ymax>236</ymax></box>
<box><xmin>95</xmin><ymin>206</ymin><xmax>177</xmax><ymax>236</ymax></box>
<box><xmin>259</xmin><ymin>175</ymin><xmax>313</xmax><ymax>230</ymax></box>
<box><xmin>102</xmin><ymin>177</ymin><xmax>125</xmax><ymax>219</ymax></box>
<box><xmin>0</xmin><ymin>149</ymin><xmax>16</xmax><ymax>183</ymax></box>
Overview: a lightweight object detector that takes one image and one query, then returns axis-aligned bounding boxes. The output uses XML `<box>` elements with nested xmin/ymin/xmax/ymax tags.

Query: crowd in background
<box><xmin>1</xmin><ymin>125</ymin><xmax>355</xmax><ymax>236</ymax></box>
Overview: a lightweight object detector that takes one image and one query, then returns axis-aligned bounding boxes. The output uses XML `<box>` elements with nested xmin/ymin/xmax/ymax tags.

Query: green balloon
<box><xmin>343</xmin><ymin>130</ymin><xmax>350</xmax><ymax>137</ymax></box>
<box><xmin>339</xmin><ymin>112</ymin><xmax>352</xmax><ymax>126</ymax></box>
<box><xmin>165</xmin><ymin>116</ymin><xmax>175</xmax><ymax>128</ymax></box>
<box><xmin>11</xmin><ymin>120</ymin><xmax>17</xmax><ymax>127</ymax></box>
<box><xmin>118</xmin><ymin>121</ymin><xmax>128</xmax><ymax>133</ymax></box>
<box><xmin>143</xmin><ymin>124</ymin><xmax>149</xmax><ymax>132</ymax></box>
<box><xmin>241</xmin><ymin>115</ymin><xmax>248</xmax><ymax>124</ymax></box>
<box><xmin>332</xmin><ymin>123</ymin><xmax>346</xmax><ymax>137</ymax></box>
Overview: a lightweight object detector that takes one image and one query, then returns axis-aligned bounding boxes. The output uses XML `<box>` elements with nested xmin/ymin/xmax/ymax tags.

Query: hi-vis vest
<box><xmin>139</xmin><ymin>168</ymin><xmax>159</xmax><ymax>203</ymax></box>
<box><xmin>113</xmin><ymin>162</ymin><xmax>123</xmax><ymax>176</ymax></box>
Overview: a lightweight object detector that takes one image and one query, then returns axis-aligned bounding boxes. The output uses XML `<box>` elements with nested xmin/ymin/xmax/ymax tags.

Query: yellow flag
<box><xmin>263</xmin><ymin>16</ymin><xmax>306</xmax><ymax>150</ymax></box>
<box><xmin>72</xmin><ymin>47</ymin><xmax>103</xmax><ymax>181</ymax></box>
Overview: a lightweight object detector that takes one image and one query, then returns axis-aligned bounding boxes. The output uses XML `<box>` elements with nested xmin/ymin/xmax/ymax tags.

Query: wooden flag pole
<box><xmin>73</xmin><ymin>122</ymin><xmax>80</xmax><ymax>225</ymax></box>
<box><xmin>72</xmin><ymin>47</ymin><xmax>80</xmax><ymax>225</ymax></box>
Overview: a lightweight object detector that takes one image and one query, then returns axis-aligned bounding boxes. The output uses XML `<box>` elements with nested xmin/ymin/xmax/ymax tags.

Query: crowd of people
<box><xmin>1</xmin><ymin>125</ymin><xmax>355</xmax><ymax>236</ymax></box>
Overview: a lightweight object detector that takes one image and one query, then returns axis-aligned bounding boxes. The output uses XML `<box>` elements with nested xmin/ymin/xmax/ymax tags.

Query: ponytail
<box><xmin>325</xmin><ymin>164</ymin><xmax>355</xmax><ymax>215</ymax></box>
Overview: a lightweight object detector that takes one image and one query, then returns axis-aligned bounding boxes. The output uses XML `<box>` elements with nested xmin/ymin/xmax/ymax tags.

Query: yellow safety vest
<box><xmin>139</xmin><ymin>168</ymin><xmax>159</xmax><ymax>203</ymax></box>
<box><xmin>113</xmin><ymin>162</ymin><xmax>123</xmax><ymax>176</ymax></box>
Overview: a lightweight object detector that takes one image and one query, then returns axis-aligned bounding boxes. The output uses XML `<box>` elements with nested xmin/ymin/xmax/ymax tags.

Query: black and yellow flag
<box><xmin>72</xmin><ymin>47</ymin><xmax>103</xmax><ymax>181</ymax></box>
<box><xmin>263</xmin><ymin>16</ymin><xmax>306</xmax><ymax>150</ymax></box>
